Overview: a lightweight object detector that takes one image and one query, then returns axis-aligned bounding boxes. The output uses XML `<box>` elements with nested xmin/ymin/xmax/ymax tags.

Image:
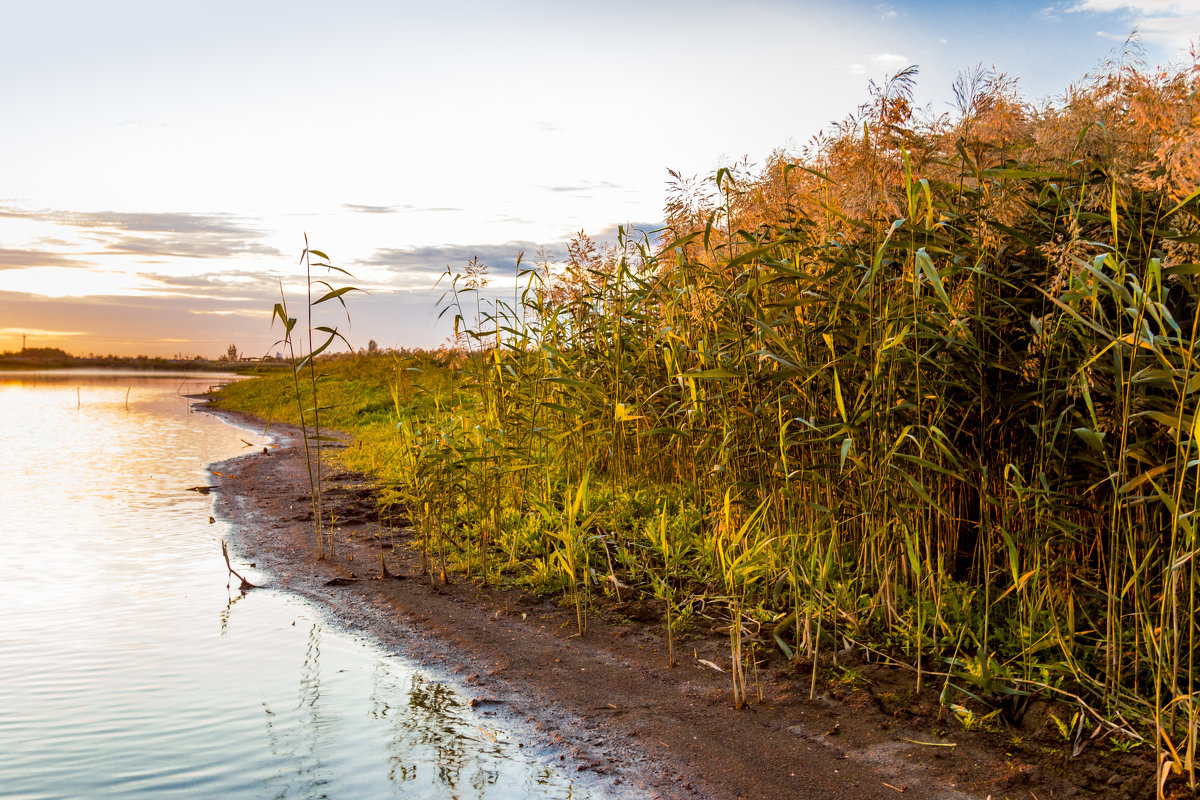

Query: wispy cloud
<box><xmin>1070</xmin><ymin>0</ymin><xmax>1194</xmax><ymax>12</ymax></box>
<box><xmin>589</xmin><ymin>222</ymin><xmax>663</xmax><ymax>248</ymax></box>
<box><xmin>1065</xmin><ymin>0</ymin><xmax>1200</xmax><ymax>50</ymax></box>
<box><xmin>97</xmin><ymin>234</ymin><xmax>280</xmax><ymax>260</ymax></box>
<box><xmin>871</xmin><ymin>53</ymin><xmax>911</xmax><ymax>69</ymax></box>
<box><xmin>0</xmin><ymin>247</ymin><xmax>89</xmax><ymax>270</ymax></box>
<box><xmin>542</xmin><ymin>180</ymin><xmax>625</xmax><ymax>194</ymax></box>
<box><xmin>0</xmin><ymin>206</ymin><xmax>281</xmax><ymax>260</ymax></box>
<box><xmin>342</xmin><ymin>203</ymin><xmax>463</xmax><ymax>214</ymax></box>
<box><xmin>132</xmin><ymin>269</ymin><xmax>279</xmax><ymax>295</ymax></box>
<box><xmin>361</xmin><ymin>223</ymin><xmax>662</xmax><ymax>285</ymax></box>
<box><xmin>850</xmin><ymin>52</ymin><xmax>912</xmax><ymax>76</ymax></box>
<box><xmin>0</xmin><ymin>326</ymin><xmax>87</xmax><ymax>339</ymax></box>
<box><xmin>361</xmin><ymin>240</ymin><xmax>539</xmax><ymax>277</ymax></box>
<box><xmin>1</xmin><ymin>207</ymin><xmax>255</xmax><ymax>234</ymax></box>
<box><xmin>343</xmin><ymin>203</ymin><xmax>402</xmax><ymax>214</ymax></box>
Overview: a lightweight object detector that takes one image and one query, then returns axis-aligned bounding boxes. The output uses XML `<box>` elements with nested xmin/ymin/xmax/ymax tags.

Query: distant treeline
<box><xmin>0</xmin><ymin>348</ymin><xmax>274</xmax><ymax>372</ymax></box>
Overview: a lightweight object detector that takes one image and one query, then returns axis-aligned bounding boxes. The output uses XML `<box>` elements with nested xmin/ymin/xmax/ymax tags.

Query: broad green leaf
<box><xmin>916</xmin><ymin>248</ymin><xmax>953</xmax><ymax>311</ymax></box>
<box><xmin>833</xmin><ymin>368</ymin><xmax>847</xmax><ymax>422</ymax></box>
<box><xmin>686</xmin><ymin>368</ymin><xmax>740</xmax><ymax>379</ymax></box>
<box><xmin>1073</xmin><ymin>427</ymin><xmax>1105</xmax><ymax>452</ymax></box>
<box><xmin>313</xmin><ymin>286</ymin><xmax>362</xmax><ymax>306</ymax></box>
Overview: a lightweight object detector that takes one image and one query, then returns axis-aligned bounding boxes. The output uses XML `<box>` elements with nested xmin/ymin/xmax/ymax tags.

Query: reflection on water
<box><xmin>0</xmin><ymin>372</ymin><xmax>589</xmax><ymax>800</ymax></box>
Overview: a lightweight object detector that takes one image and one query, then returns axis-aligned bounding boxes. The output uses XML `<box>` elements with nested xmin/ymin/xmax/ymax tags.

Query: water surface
<box><xmin>0</xmin><ymin>371</ymin><xmax>589</xmax><ymax>799</ymax></box>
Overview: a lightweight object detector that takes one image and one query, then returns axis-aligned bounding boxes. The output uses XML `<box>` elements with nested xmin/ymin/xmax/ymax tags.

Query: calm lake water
<box><xmin>0</xmin><ymin>371</ymin><xmax>591</xmax><ymax>800</ymax></box>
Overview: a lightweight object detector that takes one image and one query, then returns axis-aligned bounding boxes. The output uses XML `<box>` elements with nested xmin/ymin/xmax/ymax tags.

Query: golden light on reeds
<box><xmin>218</xmin><ymin>56</ymin><xmax>1200</xmax><ymax>797</ymax></box>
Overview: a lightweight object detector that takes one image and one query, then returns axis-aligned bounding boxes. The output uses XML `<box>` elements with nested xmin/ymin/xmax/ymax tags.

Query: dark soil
<box><xmin>205</xmin><ymin>406</ymin><xmax>1165</xmax><ymax>800</ymax></box>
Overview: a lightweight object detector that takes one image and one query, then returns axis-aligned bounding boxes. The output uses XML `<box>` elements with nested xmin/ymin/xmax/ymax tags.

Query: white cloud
<box><xmin>871</xmin><ymin>53</ymin><xmax>912</xmax><ymax>68</ymax></box>
<box><xmin>1134</xmin><ymin>12</ymin><xmax>1200</xmax><ymax>44</ymax></box>
<box><xmin>1070</xmin><ymin>0</ymin><xmax>1198</xmax><ymax>12</ymax></box>
<box><xmin>849</xmin><ymin>53</ymin><xmax>911</xmax><ymax>76</ymax></box>
<box><xmin>1068</xmin><ymin>0</ymin><xmax>1200</xmax><ymax>50</ymax></box>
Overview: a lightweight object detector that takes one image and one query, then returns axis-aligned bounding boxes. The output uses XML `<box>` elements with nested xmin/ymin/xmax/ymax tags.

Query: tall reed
<box><xmin>269</xmin><ymin>238</ymin><xmax>358</xmax><ymax>560</ymax></box>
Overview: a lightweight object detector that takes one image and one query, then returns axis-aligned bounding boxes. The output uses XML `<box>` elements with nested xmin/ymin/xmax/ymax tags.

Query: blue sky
<box><xmin>1</xmin><ymin>0</ymin><xmax>1194</xmax><ymax>357</ymax></box>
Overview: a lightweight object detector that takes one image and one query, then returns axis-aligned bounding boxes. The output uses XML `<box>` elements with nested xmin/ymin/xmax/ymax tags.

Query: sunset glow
<box><xmin>2</xmin><ymin>0</ymin><xmax>1193</xmax><ymax>357</ymax></box>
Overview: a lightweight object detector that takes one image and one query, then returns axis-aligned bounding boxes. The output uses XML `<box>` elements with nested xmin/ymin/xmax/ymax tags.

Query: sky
<box><xmin>1</xmin><ymin>0</ymin><xmax>1196</xmax><ymax>358</ymax></box>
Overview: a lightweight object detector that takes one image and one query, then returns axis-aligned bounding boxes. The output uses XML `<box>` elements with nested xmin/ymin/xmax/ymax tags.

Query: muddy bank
<box><xmin>204</xmin><ymin>406</ymin><xmax>1156</xmax><ymax>800</ymax></box>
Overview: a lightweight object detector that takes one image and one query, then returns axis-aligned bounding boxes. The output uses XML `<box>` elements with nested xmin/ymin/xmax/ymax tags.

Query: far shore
<box><xmin>0</xmin><ymin>348</ymin><xmax>288</xmax><ymax>373</ymax></box>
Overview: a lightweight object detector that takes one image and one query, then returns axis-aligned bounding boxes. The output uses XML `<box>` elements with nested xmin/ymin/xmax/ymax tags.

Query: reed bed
<box><xmin>217</xmin><ymin>55</ymin><xmax>1200</xmax><ymax>793</ymax></box>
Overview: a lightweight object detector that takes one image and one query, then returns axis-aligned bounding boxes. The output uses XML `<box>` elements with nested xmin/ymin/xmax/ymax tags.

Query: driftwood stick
<box><xmin>221</xmin><ymin>540</ymin><xmax>258</xmax><ymax>590</ymax></box>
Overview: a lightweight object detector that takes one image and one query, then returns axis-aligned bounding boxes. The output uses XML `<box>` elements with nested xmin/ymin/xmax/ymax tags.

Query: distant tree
<box><xmin>225</xmin><ymin>343</ymin><xmax>238</xmax><ymax>362</ymax></box>
<box><xmin>367</xmin><ymin>339</ymin><xmax>379</xmax><ymax>354</ymax></box>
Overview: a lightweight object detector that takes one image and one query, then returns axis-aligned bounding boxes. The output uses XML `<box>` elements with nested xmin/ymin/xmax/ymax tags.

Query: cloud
<box><xmin>1127</xmin><ymin>12</ymin><xmax>1200</xmax><ymax>48</ymax></box>
<box><xmin>134</xmin><ymin>272</ymin><xmax>229</xmax><ymax>290</ymax></box>
<box><xmin>0</xmin><ymin>326</ymin><xmax>87</xmax><ymax>339</ymax></box>
<box><xmin>360</xmin><ymin>223</ymin><xmax>663</xmax><ymax>284</ymax></box>
<box><xmin>0</xmin><ymin>207</ymin><xmax>254</xmax><ymax>235</ymax></box>
<box><xmin>0</xmin><ymin>289</ymin><xmax>282</xmax><ymax>357</ymax></box>
<box><xmin>542</xmin><ymin>180</ymin><xmax>625</xmax><ymax>194</ymax></box>
<box><xmin>97</xmin><ymin>234</ymin><xmax>280</xmax><ymax>260</ymax></box>
<box><xmin>362</xmin><ymin>240</ymin><xmax>540</xmax><ymax>277</ymax></box>
<box><xmin>493</xmin><ymin>213</ymin><xmax>536</xmax><ymax>225</ymax></box>
<box><xmin>343</xmin><ymin>203</ymin><xmax>402</xmax><ymax>214</ymax></box>
<box><xmin>870</xmin><ymin>53</ymin><xmax>911</xmax><ymax>69</ymax></box>
<box><xmin>0</xmin><ymin>205</ymin><xmax>281</xmax><ymax>260</ymax></box>
<box><xmin>0</xmin><ymin>247</ymin><xmax>89</xmax><ymax>270</ymax></box>
<box><xmin>587</xmin><ymin>222</ymin><xmax>664</xmax><ymax>249</ymax></box>
<box><xmin>851</xmin><ymin>52</ymin><xmax>912</xmax><ymax>76</ymax></box>
<box><xmin>1066</xmin><ymin>0</ymin><xmax>1200</xmax><ymax>50</ymax></box>
<box><xmin>1070</xmin><ymin>0</ymin><xmax>1193</xmax><ymax>12</ymax></box>
<box><xmin>132</xmin><ymin>269</ymin><xmax>280</xmax><ymax>295</ymax></box>
<box><xmin>342</xmin><ymin>203</ymin><xmax>463</xmax><ymax>214</ymax></box>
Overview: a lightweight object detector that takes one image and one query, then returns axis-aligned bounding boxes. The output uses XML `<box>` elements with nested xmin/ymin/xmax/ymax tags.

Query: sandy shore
<box><xmin>203</xmin><ymin>405</ymin><xmax>1153</xmax><ymax>800</ymax></box>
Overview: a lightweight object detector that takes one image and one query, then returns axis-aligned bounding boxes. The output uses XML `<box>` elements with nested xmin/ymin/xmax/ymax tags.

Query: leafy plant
<box><xmin>269</xmin><ymin>236</ymin><xmax>358</xmax><ymax>559</ymax></box>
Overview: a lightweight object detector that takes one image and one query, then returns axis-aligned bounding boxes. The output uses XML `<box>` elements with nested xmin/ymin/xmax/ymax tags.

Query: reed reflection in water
<box><xmin>0</xmin><ymin>372</ymin><xmax>589</xmax><ymax>800</ymax></box>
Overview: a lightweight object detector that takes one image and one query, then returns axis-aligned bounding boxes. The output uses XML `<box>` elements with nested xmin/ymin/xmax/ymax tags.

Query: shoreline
<box><xmin>202</xmin><ymin>404</ymin><xmax>1152</xmax><ymax>800</ymax></box>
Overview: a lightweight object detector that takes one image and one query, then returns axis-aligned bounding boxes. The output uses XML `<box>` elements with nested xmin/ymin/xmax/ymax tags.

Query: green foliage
<box><xmin>214</xmin><ymin>59</ymin><xmax>1200</xmax><ymax>777</ymax></box>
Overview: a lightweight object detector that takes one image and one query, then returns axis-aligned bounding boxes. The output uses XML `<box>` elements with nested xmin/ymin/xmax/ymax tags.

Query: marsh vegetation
<box><xmin>216</xmin><ymin>54</ymin><xmax>1200</xmax><ymax>796</ymax></box>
